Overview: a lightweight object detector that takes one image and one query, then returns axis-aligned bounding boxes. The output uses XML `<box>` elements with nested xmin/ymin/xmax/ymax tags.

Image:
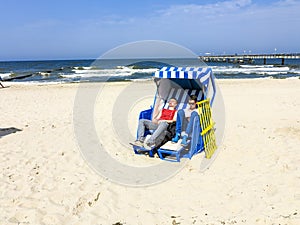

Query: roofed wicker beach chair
<box><xmin>132</xmin><ymin>66</ymin><xmax>218</xmax><ymax>162</ymax></box>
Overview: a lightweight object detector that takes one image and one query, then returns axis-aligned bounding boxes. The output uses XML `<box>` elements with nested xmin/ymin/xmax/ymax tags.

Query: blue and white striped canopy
<box><xmin>153</xmin><ymin>66</ymin><xmax>213</xmax><ymax>87</ymax></box>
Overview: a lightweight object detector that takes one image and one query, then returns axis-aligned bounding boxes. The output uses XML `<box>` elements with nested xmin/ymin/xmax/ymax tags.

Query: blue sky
<box><xmin>0</xmin><ymin>0</ymin><xmax>299</xmax><ymax>60</ymax></box>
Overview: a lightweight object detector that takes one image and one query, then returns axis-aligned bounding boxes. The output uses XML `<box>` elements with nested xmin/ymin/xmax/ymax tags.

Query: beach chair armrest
<box><xmin>139</xmin><ymin>108</ymin><xmax>153</xmax><ymax>120</ymax></box>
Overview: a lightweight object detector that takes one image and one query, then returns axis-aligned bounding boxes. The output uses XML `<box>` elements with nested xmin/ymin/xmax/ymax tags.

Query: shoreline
<box><xmin>1</xmin><ymin>76</ymin><xmax>299</xmax><ymax>87</ymax></box>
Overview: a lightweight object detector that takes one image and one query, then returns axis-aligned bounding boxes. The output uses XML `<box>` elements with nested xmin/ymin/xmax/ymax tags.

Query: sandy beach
<box><xmin>0</xmin><ymin>78</ymin><xmax>299</xmax><ymax>225</ymax></box>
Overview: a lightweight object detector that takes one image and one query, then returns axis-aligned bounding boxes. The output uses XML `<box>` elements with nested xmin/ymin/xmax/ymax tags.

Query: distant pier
<box><xmin>200</xmin><ymin>53</ymin><xmax>300</xmax><ymax>65</ymax></box>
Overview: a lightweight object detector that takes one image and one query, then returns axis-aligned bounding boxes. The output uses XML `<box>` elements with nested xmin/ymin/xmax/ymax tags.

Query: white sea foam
<box><xmin>290</xmin><ymin>69</ymin><xmax>300</xmax><ymax>74</ymax></box>
<box><xmin>61</xmin><ymin>67</ymin><xmax>158</xmax><ymax>79</ymax></box>
<box><xmin>63</xmin><ymin>64</ymin><xmax>297</xmax><ymax>80</ymax></box>
<box><xmin>73</xmin><ymin>66</ymin><xmax>93</xmax><ymax>70</ymax></box>
<box><xmin>38</xmin><ymin>72</ymin><xmax>51</xmax><ymax>76</ymax></box>
<box><xmin>211</xmin><ymin>65</ymin><xmax>292</xmax><ymax>75</ymax></box>
<box><xmin>0</xmin><ymin>72</ymin><xmax>13</xmax><ymax>80</ymax></box>
<box><xmin>239</xmin><ymin>65</ymin><xmax>275</xmax><ymax>68</ymax></box>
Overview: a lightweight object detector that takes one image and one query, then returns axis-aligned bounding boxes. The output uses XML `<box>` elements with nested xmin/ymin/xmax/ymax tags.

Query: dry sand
<box><xmin>0</xmin><ymin>78</ymin><xmax>299</xmax><ymax>225</ymax></box>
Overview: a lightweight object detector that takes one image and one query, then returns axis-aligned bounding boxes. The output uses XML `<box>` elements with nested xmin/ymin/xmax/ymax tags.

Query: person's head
<box><xmin>168</xmin><ymin>98</ymin><xmax>178</xmax><ymax>108</ymax></box>
<box><xmin>188</xmin><ymin>95</ymin><xmax>197</xmax><ymax>110</ymax></box>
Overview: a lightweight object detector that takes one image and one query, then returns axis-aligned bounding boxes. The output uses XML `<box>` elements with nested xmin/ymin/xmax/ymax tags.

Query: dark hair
<box><xmin>189</xmin><ymin>95</ymin><xmax>198</xmax><ymax>102</ymax></box>
<box><xmin>169</xmin><ymin>98</ymin><xmax>178</xmax><ymax>103</ymax></box>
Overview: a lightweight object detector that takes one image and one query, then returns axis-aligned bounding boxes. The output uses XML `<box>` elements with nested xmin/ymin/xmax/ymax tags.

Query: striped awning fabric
<box><xmin>153</xmin><ymin>67</ymin><xmax>213</xmax><ymax>87</ymax></box>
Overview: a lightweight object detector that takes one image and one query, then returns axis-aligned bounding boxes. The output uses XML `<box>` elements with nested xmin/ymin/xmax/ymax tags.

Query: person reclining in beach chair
<box><xmin>131</xmin><ymin>98</ymin><xmax>178</xmax><ymax>149</ymax></box>
<box><xmin>171</xmin><ymin>95</ymin><xmax>199</xmax><ymax>146</ymax></box>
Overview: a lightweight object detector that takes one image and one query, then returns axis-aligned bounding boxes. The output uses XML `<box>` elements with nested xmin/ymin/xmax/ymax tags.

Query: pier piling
<box><xmin>200</xmin><ymin>53</ymin><xmax>300</xmax><ymax>65</ymax></box>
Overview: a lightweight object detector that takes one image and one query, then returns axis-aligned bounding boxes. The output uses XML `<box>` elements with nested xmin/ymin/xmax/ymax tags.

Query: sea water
<box><xmin>0</xmin><ymin>58</ymin><xmax>299</xmax><ymax>83</ymax></box>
